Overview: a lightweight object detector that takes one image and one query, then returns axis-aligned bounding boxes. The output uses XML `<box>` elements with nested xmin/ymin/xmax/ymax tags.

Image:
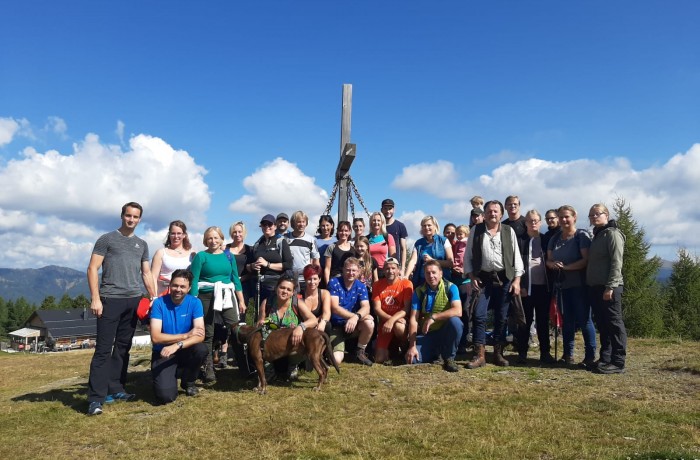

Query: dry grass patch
<box><xmin>0</xmin><ymin>339</ymin><xmax>698</xmax><ymax>459</ymax></box>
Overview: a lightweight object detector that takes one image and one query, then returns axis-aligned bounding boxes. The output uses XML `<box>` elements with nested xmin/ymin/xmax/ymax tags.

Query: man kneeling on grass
<box><xmin>328</xmin><ymin>257</ymin><xmax>375</xmax><ymax>366</ymax></box>
<box><xmin>405</xmin><ymin>260</ymin><xmax>463</xmax><ymax>372</ymax></box>
<box><xmin>150</xmin><ymin>269</ymin><xmax>207</xmax><ymax>403</ymax></box>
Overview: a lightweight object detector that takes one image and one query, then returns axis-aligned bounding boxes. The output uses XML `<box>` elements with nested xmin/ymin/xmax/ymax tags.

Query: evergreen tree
<box><xmin>40</xmin><ymin>295</ymin><xmax>57</xmax><ymax>310</ymax></box>
<box><xmin>613</xmin><ymin>197</ymin><xmax>665</xmax><ymax>337</ymax></box>
<box><xmin>58</xmin><ymin>294</ymin><xmax>74</xmax><ymax>310</ymax></box>
<box><xmin>6</xmin><ymin>297</ymin><xmax>36</xmax><ymax>332</ymax></box>
<box><xmin>665</xmin><ymin>248</ymin><xmax>700</xmax><ymax>339</ymax></box>
<box><xmin>72</xmin><ymin>294</ymin><xmax>90</xmax><ymax>310</ymax></box>
<box><xmin>0</xmin><ymin>297</ymin><xmax>8</xmax><ymax>337</ymax></box>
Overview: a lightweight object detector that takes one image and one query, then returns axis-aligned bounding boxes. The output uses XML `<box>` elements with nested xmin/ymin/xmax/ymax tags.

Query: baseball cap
<box><xmin>384</xmin><ymin>257</ymin><xmax>400</xmax><ymax>268</ymax></box>
<box><xmin>260</xmin><ymin>214</ymin><xmax>276</xmax><ymax>225</ymax></box>
<box><xmin>381</xmin><ymin>198</ymin><xmax>395</xmax><ymax>208</ymax></box>
<box><xmin>276</xmin><ymin>212</ymin><xmax>289</xmax><ymax>221</ymax></box>
<box><xmin>471</xmin><ymin>208</ymin><xmax>484</xmax><ymax>216</ymax></box>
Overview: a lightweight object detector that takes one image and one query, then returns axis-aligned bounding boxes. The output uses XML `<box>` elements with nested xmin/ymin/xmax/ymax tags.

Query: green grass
<box><xmin>1</xmin><ymin>338</ymin><xmax>699</xmax><ymax>459</ymax></box>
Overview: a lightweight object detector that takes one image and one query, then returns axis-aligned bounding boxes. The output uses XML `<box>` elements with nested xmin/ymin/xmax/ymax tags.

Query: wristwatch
<box><xmin>176</xmin><ymin>341</ymin><xmax>184</xmax><ymax>349</ymax></box>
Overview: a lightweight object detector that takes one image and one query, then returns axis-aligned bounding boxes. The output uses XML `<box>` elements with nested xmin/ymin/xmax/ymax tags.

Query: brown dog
<box><xmin>234</xmin><ymin>325</ymin><xmax>340</xmax><ymax>394</ymax></box>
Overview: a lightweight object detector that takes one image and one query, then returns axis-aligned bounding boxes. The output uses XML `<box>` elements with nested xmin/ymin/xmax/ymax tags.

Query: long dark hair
<box><xmin>316</xmin><ymin>214</ymin><xmax>335</xmax><ymax>238</ymax></box>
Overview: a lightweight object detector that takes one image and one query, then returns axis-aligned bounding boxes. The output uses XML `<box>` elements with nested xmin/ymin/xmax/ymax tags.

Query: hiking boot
<box><xmin>105</xmin><ymin>392</ymin><xmax>135</xmax><ymax>404</ymax></box>
<box><xmin>443</xmin><ymin>358</ymin><xmax>459</xmax><ymax>373</ymax></box>
<box><xmin>204</xmin><ymin>354</ymin><xmax>217</xmax><ymax>383</ymax></box>
<box><xmin>355</xmin><ymin>348</ymin><xmax>373</xmax><ymax>366</ymax></box>
<box><xmin>87</xmin><ymin>401</ymin><xmax>103</xmax><ymax>416</ymax></box>
<box><xmin>466</xmin><ymin>344</ymin><xmax>486</xmax><ymax>369</ymax></box>
<box><xmin>594</xmin><ymin>363</ymin><xmax>625</xmax><ymax>375</ymax></box>
<box><xmin>493</xmin><ymin>343</ymin><xmax>509</xmax><ymax>367</ymax></box>
<box><xmin>185</xmin><ymin>385</ymin><xmax>199</xmax><ymax>397</ymax></box>
<box><xmin>216</xmin><ymin>352</ymin><xmax>228</xmax><ymax>369</ymax></box>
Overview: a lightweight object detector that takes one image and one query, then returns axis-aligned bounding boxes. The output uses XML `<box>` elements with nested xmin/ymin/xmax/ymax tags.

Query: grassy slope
<box><xmin>1</xmin><ymin>338</ymin><xmax>698</xmax><ymax>460</ymax></box>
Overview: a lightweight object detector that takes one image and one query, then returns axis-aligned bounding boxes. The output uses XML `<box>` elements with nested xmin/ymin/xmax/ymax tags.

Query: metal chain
<box><xmin>349</xmin><ymin>176</ymin><xmax>371</xmax><ymax>217</ymax></box>
<box><xmin>322</xmin><ymin>182</ymin><xmax>339</xmax><ymax>216</ymax></box>
<box><xmin>348</xmin><ymin>188</ymin><xmax>356</xmax><ymax>220</ymax></box>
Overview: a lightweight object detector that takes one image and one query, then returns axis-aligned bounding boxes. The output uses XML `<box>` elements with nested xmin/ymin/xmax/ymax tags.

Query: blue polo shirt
<box><xmin>150</xmin><ymin>294</ymin><xmax>204</xmax><ymax>352</ymax></box>
<box><xmin>328</xmin><ymin>277</ymin><xmax>369</xmax><ymax>326</ymax></box>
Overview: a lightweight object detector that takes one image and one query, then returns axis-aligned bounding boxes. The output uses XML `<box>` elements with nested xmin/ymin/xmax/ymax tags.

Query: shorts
<box><xmin>329</xmin><ymin>326</ymin><xmax>360</xmax><ymax>353</ymax></box>
<box><xmin>375</xmin><ymin>320</ymin><xmax>406</xmax><ymax>350</ymax></box>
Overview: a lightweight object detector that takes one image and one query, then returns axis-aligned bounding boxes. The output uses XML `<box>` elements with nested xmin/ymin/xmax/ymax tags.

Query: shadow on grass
<box><xmin>12</xmin><ymin>382</ymin><xmax>89</xmax><ymax>413</ymax></box>
<box><xmin>10</xmin><ymin>366</ymin><xmax>263</xmax><ymax>413</ymax></box>
<box><xmin>659</xmin><ymin>364</ymin><xmax>700</xmax><ymax>376</ymax></box>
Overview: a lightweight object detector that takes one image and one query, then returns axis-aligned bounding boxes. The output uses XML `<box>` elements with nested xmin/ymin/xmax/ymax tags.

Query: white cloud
<box><xmin>0</xmin><ymin>130</ymin><xmax>211</xmax><ymax>269</ymax></box>
<box><xmin>0</xmin><ymin>117</ymin><xmax>20</xmax><ymax>146</ymax></box>
<box><xmin>391</xmin><ymin>160</ymin><xmax>469</xmax><ymax>199</ymax></box>
<box><xmin>228</xmin><ymin>157</ymin><xmax>329</xmax><ymax>216</ymax></box>
<box><xmin>393</xmin><ymin>144</ymin><xmax>700</xmax><ymax>261</ymax></box>
<box><xmin>116</xmin><ymin>120</ymin><xmax>125</xmax><ymax>145</ymax></box>
<box><xmin>0</xmin><ymin>117</ymin><xmax>33</xmax><ymax>146</ymax></box>
<box><xmin>45</xmin><ymin>116</ymin><xmax>68</xmax><ymax>139</ymax></box>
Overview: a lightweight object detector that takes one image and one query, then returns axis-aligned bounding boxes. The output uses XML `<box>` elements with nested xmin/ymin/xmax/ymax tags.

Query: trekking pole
<box><xmin>255</xmin><ymin>267</ymin><xmax>262</xmax><ymax>324</ymax></box>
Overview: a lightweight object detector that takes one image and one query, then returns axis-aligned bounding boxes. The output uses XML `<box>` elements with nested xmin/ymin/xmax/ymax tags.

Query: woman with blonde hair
<box><xmin>546</xmin><ymin>205</ymin><xmax>596</xmax><ymax>368</ymax></box>
<box><xmin>405</xmin><ymin>215</ymin><xmax>454</xmax><ymax>287</ymax></box>
<box><xmin>367</xmin><ymin>211</ymin><xmax>396</xmax><ymax>273</ymax></box>
<box><xmin>354</xmin><ymin>236</ymin><xmax>378</xmax><ymax>293</ymax></box>
<box><xmin>190</xmin><ymin>226</ymin><xmax>246</xmax><ymax>382</ymax></box>
<box><xmin>587</xmin><ymin>203</ymin><xmax>627</xmax><ymax>374</ymax></box>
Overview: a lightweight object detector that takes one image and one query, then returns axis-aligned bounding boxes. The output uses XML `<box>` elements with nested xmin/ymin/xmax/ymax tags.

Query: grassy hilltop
<box><xmin>1</xmin><ymin>338</ymin><xmax>698</xmax><ymax>460</ymax></box>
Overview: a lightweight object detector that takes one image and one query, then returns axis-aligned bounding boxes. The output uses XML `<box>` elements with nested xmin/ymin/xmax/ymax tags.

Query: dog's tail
<box><xmin>322</xmin><ymin>331</ymin><xmax>341</xmax><ymax>374</ymax></box>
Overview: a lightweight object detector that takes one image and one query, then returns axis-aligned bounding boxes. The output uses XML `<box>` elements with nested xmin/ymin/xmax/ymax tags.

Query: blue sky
<box><xmin>1</xmin><ymin>1</ymin><xmax>699</xmax><ymax>269</ymax></box>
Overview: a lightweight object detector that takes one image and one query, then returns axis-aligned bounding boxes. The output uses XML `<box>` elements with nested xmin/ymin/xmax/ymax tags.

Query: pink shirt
<box><xmin>368</xmin><ymin>233</ymin><xmax>395</xmax><ymax>270</ymax></box>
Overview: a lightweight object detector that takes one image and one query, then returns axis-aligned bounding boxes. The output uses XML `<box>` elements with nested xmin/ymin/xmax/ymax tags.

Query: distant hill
<box><xmin>0</xmin><ymin>260</ymin><xmax>679</xmax><ymax>305</ymax></box>
<box><xmin>0</xmin><ymin>265</ymin><xmax>90</xmax><ymax>304</ymax></box>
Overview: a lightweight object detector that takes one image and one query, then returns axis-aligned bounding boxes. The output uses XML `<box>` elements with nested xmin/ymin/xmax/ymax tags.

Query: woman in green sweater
<box><xmin>190</xmin><ymin>226</ymin><xmax>246</xmax><ymax>382</ymax></box>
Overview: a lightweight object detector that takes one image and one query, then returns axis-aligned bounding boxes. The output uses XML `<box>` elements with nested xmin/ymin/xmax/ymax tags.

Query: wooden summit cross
<box><xmin>335</xmin><ymin>83</ymin><xmax>356</xmax><ymax>223</ymax></box>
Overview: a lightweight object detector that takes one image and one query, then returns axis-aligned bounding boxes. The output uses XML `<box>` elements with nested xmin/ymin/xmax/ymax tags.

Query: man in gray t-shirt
<box><xmin>86</xmin><ymin>202</ymin><xmax>156</xmax><ymax>416</ymax></box>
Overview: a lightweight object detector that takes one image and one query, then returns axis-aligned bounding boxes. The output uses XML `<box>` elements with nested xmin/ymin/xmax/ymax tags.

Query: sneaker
<box><xmin>87</xmin><ymin>401</ymin><xmax>103</xmax><ymax>416</ymax></box>
<box><xmin>185</xmin><ymin>386</ymin><xmax>199</xmax><ymax>397</ymax></box>
<box><xmin>594</xmin><ymin>363</ymin><xmax>625</xmax><ymax>374</ymax></box>
<box><xmin>355</xmin><ymin>348</ymin><xmax>373</xmax><ymax>366</ymax></box>
<box><xmin>443</xmin><ymin>358</ymin><xmax>459</xmax><ymax>373</ymax></box>
<box><xmin>107</xmin><ymin>392</ymin><xmax>136</xmax><ymax>403</ymax></box>
<box><xmin>578</xmin><ymin>358</ymin><xmax>596</xmax><ymax>370</ymax></box>
<box><xmin>539</xmin><ymin>353</ymin><xmax>556</xmax><ymax>364</ymax></box>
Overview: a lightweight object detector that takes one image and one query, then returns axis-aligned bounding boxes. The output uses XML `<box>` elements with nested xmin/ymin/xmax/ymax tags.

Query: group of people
<box><xmin>85</xmin><ymin>196</ymin><xmax>627</xmax><ymax>415</ymax></box>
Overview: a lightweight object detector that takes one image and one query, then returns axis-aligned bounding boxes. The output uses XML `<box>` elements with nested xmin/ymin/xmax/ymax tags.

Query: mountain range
<box><xmin>0</xmin><ymin>265</ymin><xmax>91</xmax><ymax>304</ymax></box>
<box><xmin>0</xmin><ymin>260</ymin><xmax>677</xmax><ymax>306</ymax></box>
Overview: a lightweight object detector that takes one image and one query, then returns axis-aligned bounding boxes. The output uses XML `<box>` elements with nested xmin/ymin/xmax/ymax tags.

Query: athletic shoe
<box><xmin>578</xmin><ymin>358</ymin><xmax>596</xmax><ymax>370</ymax></box>
<box><xmin>185</xmin><ymin>386</ymin><xmax>199</xmax><ymax>397</ymax></box>
<box><xmin>105</xmin><ymin>392</ymin><xmax>135</xmax><ymax>403</ymax></box>
<box><xmin>87</xmin><ymin>401</ymin><xmax>103</xmax><ymax>416</ymax></box>
<box><xmin>355</xmin><ymin>349</ymin><xmax>373</xmax><ymax>366</ymax></box>
<box><xmin>594</xmin><ymin>363</ymin><xmax>625</xmax><ymax>374</ymax></box>
<box><xmin>443</xmin><ymin>358</ymin><xmax>459</xmax><ymax>373</ymax></box>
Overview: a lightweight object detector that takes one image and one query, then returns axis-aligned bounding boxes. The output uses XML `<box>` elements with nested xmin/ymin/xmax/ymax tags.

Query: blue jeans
<box><xmin>414</xmin><ymin>317</ymin><xmax>463</xmax><ymax>362</ymax></box>
<box><xmin>472</xmin><ymin>277</ymin><xmax>512</xmax><ymax>345</ymax></box>
<box><xmin>560</xmin><ymin>286</ymin><xmax>596</xmax><ymax>360</ymax></box>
